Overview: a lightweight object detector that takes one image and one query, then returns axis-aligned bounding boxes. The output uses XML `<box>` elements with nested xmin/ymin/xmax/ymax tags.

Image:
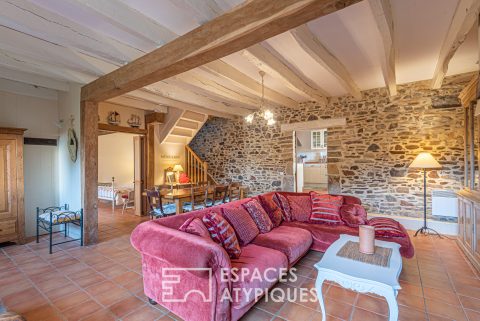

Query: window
<box><xmin>311</xmin><ymin>130</ymin><xmax>323</xmax><ymax>149</ymax></box>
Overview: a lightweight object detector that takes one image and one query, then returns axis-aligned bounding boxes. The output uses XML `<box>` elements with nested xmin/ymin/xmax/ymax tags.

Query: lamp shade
<box><xmin>409</xmin><ymin>152</ymin><xmax>442</xmax><ymax>169</ymax></box>
<box><xmin>173</xmin><ymin>164</ymin><xmax>184</xmax><ymax>172</ymax></box>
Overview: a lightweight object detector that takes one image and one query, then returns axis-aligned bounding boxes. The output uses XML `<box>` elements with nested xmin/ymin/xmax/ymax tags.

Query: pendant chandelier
<box><xmin>245</xmin><ymin>71</ymin><xmax>275</xmax><ymax>125</ymax></box>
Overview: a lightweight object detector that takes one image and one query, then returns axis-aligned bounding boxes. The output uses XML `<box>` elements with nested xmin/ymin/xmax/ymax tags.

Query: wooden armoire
<box><xmin>0</xmin><ymin>127</ymin><xmax>26</xmax><ymax>244</ymax></box>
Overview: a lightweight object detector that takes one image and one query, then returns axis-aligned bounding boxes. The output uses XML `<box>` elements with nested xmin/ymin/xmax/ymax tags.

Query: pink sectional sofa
<box><xmin>131</xmin><ymin>192</ymin><xmax>413</xmax><ymax>321</ymax></box>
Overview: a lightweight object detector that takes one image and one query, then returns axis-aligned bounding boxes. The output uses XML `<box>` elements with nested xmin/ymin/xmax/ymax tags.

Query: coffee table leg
<box><xmin>385</xmin><ymin>289</ymin><xmax>398</xmax><ymax>321</ymax></box>
<box><xmin>315</xmin><ymin>277</ymin><xmax>326</xmax><ymax>321</ymax></box>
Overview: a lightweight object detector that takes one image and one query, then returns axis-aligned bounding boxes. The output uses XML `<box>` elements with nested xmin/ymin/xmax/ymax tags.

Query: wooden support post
<box><xmin>465</xmin><ymin>106</ymin><xmax>469</xmax><ymax>188</ymax></box>
<box><xmin>146</xmin><ymin>124</ymin><xmax>155</xmax><ymax>188</ymax></box>
<box><xmin>81</xmin><ymin>100</ymin><xmax>98</xmax><ymax>245</ymax></box>
<box><xmin>470</xmin><ymin>102</ymin><xmax>476</xmax><ymax>189</ymax></box>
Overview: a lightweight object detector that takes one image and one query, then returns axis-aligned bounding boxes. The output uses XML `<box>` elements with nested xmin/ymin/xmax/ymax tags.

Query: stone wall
<box><xmin>190</xmin><ymin>74</ymin><xmax>473</xmax><ymax>218</ymax></box>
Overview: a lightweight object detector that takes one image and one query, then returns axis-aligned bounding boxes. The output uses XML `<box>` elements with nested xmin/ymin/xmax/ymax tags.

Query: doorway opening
<box><xmin>294</xmin><ymin>129</ymin><xmax>328</xmax><ymax>193</ymax></box>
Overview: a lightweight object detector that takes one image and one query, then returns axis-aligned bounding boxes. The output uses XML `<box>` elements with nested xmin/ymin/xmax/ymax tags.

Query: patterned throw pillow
<box><xmin>202</xmin><ymin>212</ymin><xmax>241</xmax><ymax>259</ymax></box>
<box><xmin>273</xmin><ymin>193</ymin><xmax>293</xmax><ymax>222</ymax></box>
<box><xmin>179</xmin><ymin>217</ymin><xmax>210</xmax><ymax>239</ymax></box>
<box><xmin>258</xmin><ymin>194</ymin><xmax>283</xmax><ymax>227</ymax></box>
<box><xmin>222</xmin><ymin>207</ymin><xmax>259</xmax><ymax>246</ymax></box>
<box><xmin>286</xmin><ymin>194</ymin><xmax>312</xmax><ymax>222</ymax></box>
<box><xmin>368</xmin><ymin>217</ymin><xmax>406</xmax><ymax>238</ymax></box>
<box><xmin>309</xmin><ymin>192</ymin><xmax>344</xmax><ymax>225</ymax></box>
<box><xmin>242</xmin><ymin>199</ymin><xmax>274</xmax><ymax>233</ymax></box>
<box><xmin>340</xmin><ymin>204</ymin><xmax>367</xmax><ymax>227</ymax></box>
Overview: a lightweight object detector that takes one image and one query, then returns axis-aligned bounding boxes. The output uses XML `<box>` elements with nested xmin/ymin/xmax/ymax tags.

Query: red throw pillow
<box><xmin>309</xmin><ymin>192</ymin><xmax>344</xmax><ymax>225</ymax></box>
<box><xmin>179</xmin><ymin>172</ymin><xmax>190</xmax><ymax>183</ymax></box>
<box><xmin>340</xmin><ymin>204</ymin><xmax>367</xmax><ymax>227</ymax></box>
<box><xmin>202</xmin><ymin>212</ymin><xmax>241</xmax><ymax>259</ymax></box>
<box><xmin>179</xmin><ymin>217</ymin><xmax>210</xmax><ymax>239</ymax></box>
<box><xmin>273</xmin><ymin>193</ymin><xmax>293</xmax><ymax>222</ymax></box>
<box><xmin>368</xmin><ymin>217</ymin><xmax>406</xmax><ymax>238</ymax></box>
<box><xmin>242</xmin><ymin>199</ymin><xmax>273</xmax><ymax>233</ymax></box>
<box><xmin>222</xmin><ymin>207</ymin><xmax>259</xmax><ymax>246</ymax></box>
<box><xmin>258</xmin><ymin>194</ymin><xmax>283</xmax><ymax>227</ymax></box>
<box><xmin>286</xmin><ymin>194</ymin><xmax>312</xmax><ymax>222</ymax></box>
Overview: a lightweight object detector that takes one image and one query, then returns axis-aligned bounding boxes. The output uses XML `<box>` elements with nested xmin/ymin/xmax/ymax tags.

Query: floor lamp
<box><xmin>409</xmin><ymin>152</ymin><xmax>442</xmax><ymax>237</ymax></box>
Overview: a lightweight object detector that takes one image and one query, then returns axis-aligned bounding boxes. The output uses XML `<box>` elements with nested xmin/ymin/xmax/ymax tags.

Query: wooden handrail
<box><xmin>185</xmin><ymin>146</ymin><xmax>209</xmax><ymax>184</ymax></box>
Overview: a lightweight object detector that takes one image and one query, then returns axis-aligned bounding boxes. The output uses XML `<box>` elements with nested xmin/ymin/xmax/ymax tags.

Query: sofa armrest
<box><xmin>131</xmin><ymin>221</ymin><xmax>231</xmax><ymax>273</ymax></box>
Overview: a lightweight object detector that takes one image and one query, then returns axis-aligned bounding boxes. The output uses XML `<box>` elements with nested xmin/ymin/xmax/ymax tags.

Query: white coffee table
<box><xmin>315</xmin><ymin>234</ymin><xmax>402</xmax><ymax>321</ymax></box>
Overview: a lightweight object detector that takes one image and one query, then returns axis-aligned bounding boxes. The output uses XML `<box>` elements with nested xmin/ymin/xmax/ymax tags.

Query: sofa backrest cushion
<box><xmin>367</xmin><ymin>217</ymin><xmax>406</xmax><ymax>238</ymax></box>
<box><xmin>273</xmin><ymin>193</ymin><xmax>293</xmax><ymax>222</ymax></box>
<box><xmin>309</xmin><ymin>192</ymin><xmax>344</xmax><ymax>225</ymax></box>
<box><xmin>179</xmin><ymin>217</ymin><xmax>211</xmax><ymax>238</ymax></box>
<box><xmin>258</xmin><ymin>193</ymin><xmax>283</xmax><ymax>227</ymax></box>
<box><xmin>222</xmin><ymin>207</ymin><xmax>259</xmax><ymax>246</ymax></box>
<box><xmin>242</xmin><ymin>199</ymin><xmax>274</xmax><ymax>233</ymax></box>
<box><xmin>286</xmin><ymin>194</ymin><xmax>312</xmax><ymax>222</ymax></box>
<box><xmin>339</xmin><ymin>204</ymin><xmax>367</xmax><ymax>227</ymax></box>
<box><xmin>203</xmin><ymin>211</ymin><xmax>241</xmax><ymax>259</ymax></box>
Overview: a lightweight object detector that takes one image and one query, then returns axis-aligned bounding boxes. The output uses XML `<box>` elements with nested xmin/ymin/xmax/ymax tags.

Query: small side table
<box><xmin>315</xmin><ymin>234</ymin><xmax>402</xmax><ymax>321</ymax></box>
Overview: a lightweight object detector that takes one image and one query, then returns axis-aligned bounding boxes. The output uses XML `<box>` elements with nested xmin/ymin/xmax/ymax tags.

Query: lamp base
<box><xmin>414</xmin><ymin>226</ymin><xmax>442</xmax><ymax>238</ymax></box>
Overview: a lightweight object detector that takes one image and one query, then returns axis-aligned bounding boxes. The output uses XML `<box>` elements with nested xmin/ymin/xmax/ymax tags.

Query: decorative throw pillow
<box><xmin>286</xmin><ymin>194</ymin><xmax>312</xmax><ymax>222</ymax></box>
<box><xmin>242</xmin><ymin>199</ymin><xmax>274</xmax><ymax>233</ymax></box>
<box><xmin>258</xmin><ymin>194</ymin><xmax>283</xmax><ymax>227</ymax></box>
<box><xmin>222</xmin><ymin>207</ymin><xmax>259</xmax><ymax>246</ymax></box>
<box><xmin>273</xmin><ymin>193</ymin><xmax>293</xmax><ymax>222</ymax></box>
<box><xmin>202</xmin><ymin>212</ymin><xmax>241</xmax><ymax>259</ymax></box>
<box><xmin>309</xmin><ymin>192</ymin><xmax>344</xmax><ymax>225</ymax></box>
<box><xmin>179</xmin><ymin>217</ymin><xmax>210</xmax><ymax>239</ymax></box>
<box><xmin>368</xmin><ymin>217</ymin><xmax>406</xmax><ymax>238</ymax></box>
<box><xmin>340</xmin><ymin>204</ymin><xmax>367</xmax><ymax>227</ymax></box>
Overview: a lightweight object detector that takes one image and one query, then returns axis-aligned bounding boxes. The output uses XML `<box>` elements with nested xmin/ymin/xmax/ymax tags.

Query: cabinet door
<box><xmin>0</xmin><ymin>139</ymin><xmax>18</xmax><ymax>224</ymax></box>
<box><xmin>465</xmin><ymin>201</ymin><xmax>474</xmax><ymax>252</ymax></box>
<box><xmin>474</xmin><ymin>205</ymin><xmax>480</xmax><ymax>261</ymax></box>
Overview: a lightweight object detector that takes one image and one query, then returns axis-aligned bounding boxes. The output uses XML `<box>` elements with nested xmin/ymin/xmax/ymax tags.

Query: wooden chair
<box><xmin>36</xmin><ymin>204</ymin><xmax>83</xmax><ymax>254</ymax></box>
<box><xmin>206</xmin><ymin>185</ymin><xmax>228</xmax><ymax>207</ymax></box>
<box><xmin>183</xmin><ymin>186</ymin><xmax>208</xmax><ymax>212</ymax></box>
<box><xmin>227</xmin><ymin>182</ymin><xmax>241</xmax><ymax>202</ymax></box>
<box><xmin>146</xmin><ymin>190</ymin><xmax>176</xmax><ymax>219</ymax></box>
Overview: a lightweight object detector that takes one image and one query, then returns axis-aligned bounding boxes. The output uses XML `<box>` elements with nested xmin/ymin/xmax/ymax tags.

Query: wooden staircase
<box><xmin>159</xmin><ymin>109</ymin><xmax>209</xmax><ymax>145</ymax></box>
<box><xmin>185</xmin><ymin>146</ymin><xmax>218</xmax><ymax>185</ymax></box>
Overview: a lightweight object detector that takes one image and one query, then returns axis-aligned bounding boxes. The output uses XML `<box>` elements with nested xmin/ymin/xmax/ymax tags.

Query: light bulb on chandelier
<box><xmin>245</xmin><ymin>114</ymin><xmax>254</xmax><ymax>123</ymax></box>
<box><xmin>244</xmin><ymin>70</ymin><xmax>276</xmax><ymax>126</ymax></box>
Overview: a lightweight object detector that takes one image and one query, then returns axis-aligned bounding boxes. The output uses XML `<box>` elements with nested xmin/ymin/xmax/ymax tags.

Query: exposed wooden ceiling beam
<box><xmin>172</xmin><ymin>71</ymin><xmax>260</xmax><ymax>110</ymax></box>
<box><xmin>81</xmin><ymin>0</ymin><xmax>362</xmax><ymax>102</ymax></box>
<box><xmin>2</xmin><ymin>0</ymin><xmax>144</xmax><ymax>65</ymax></box>
<box><xmin>67</xmin><ymin>0</ymin><xmax>177</xmax><ymax>45</ymax></box>
<box><xmin>431</xmin><ymin>0</ymin><xmax>480</xmax><ymax>89</ymax></box>
<box><xmin>243</xmin><ymin>44</ymin><xmax>328</xmax><ymax>102</ymax></box>
<box><xmin>202</xmin><ymin>60</ymin><xmax>298</xmax><ymax>108</ymax></box>
<box><xmin>0</xmin><ymin>65</ymin><xmax>69</xmax><ymax>91</ymax></box>
<box><xmin>368</xmin><ymin>0</ymin><xmax>396</xmax><ymax>96</ymax></box>
<box><xmin>126</xmin><ymin>89</ymin><xmax>238</xmax><ymax>120</ymax></box>
<box><xmin>290</xmin><ymin>25</ymin><xmax>362</xmax><ymax>100</ymax></box>
<box><xmin>107</xmin><ymin>96</ymin><xmax>168</xmax><ymax>112</ymax></box>
<box><xmin>147</xmin><ymin>81</ymin><xmax>252</xmax><ymax>116</ymax></box>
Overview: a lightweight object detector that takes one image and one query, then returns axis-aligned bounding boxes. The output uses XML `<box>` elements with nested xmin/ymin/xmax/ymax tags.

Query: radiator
<box><xmin>431</xmin><ymin>190</ymin><xmax>458</xmax><ymax>217</ymax></box>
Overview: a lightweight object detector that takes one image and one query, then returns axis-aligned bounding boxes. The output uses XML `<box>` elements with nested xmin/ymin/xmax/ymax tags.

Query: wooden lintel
<box><xmin>459</xmin><ymin>73</ymin><xmax>479</xmax><ymax>108</ymax></box>
<box><xmin>80</xmin><ymin>0</ymin><xmax>362</xmax><ymax>102</ymax></box>
<box><xmin>98</xmin><ymin>123</ymin><xmax>147</xmax><ymax>135</ymax></box>
<box><xmin>145</xmin><ymin>112</ymin><xmax>166</xmax><ymax>125</ymax></box>
<box><xmin>281</xmin><ymin>118</ymin><xmax>346</xmax><ymax>132</ymax></box>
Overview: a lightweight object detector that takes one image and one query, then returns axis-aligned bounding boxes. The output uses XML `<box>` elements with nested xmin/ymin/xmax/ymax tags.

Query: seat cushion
<box><xmin>309</xmin><ymin>193</ymin><xmax>344</xmax><ymax>225</ymax></box>
<box><xmin>230</xmin><ymin>244</ymin><xmax>288</xmax><ymax>309</ymax></box>
<box><xmin>222</xmin><ymin>207</ymin><xmax>259</xmax><ymax>246</ymax></box>
<box><xmin>282</xmin><ymin>221</ymin><xmax>414</xmax><ymax>258</ymax></box>
<box><xmin>340</xmin><ymin>204</ymin><xmax>367</xmax><ymax>227</ymax></box>
<box><xmin>252</xmin><ymin>226</ymin><xmax>312</xmax><ymax>266</ymax></box>
<box><xmin>202</xmin><ymin>211</ymin><xmax>241</xmax><ymax>259</ymax></box>
<box><xmin>39</xmin><ymin>211</ymin><xmax>81</xmax><ymax>224</ymax></box>
<box><xmin>242</xmin><ymin>199</ymin><xmax>273</xmax><ymax>233</ymax></box>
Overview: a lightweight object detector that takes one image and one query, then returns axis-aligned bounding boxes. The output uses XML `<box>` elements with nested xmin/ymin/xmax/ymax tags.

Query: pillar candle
<box><xmin>359</xmin><ymin>225</ymin><xmax>375</xmax><ymax>254</ymax></box>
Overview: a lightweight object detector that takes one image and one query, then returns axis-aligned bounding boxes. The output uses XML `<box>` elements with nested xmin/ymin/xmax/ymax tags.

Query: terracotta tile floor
<box><xmin>1</xmin><ymin>204</ymin><xmax>479</xmax><ymax>321</ymax></box>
